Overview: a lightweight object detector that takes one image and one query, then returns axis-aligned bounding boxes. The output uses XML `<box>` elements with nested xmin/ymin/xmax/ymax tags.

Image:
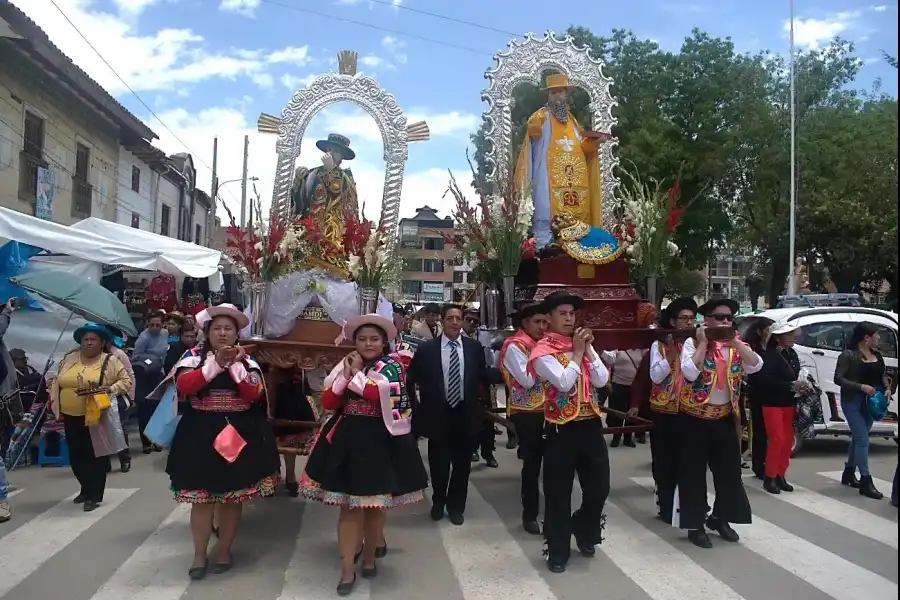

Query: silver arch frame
<box><xmin>482</xmin><ymin>31</ymin><xmax>620</xmax><ymax>229</ymax></box>
<box><xmin>270</xmin><ymin>74</ymin><xmax>409</xmax><ymax>239</ymax></box>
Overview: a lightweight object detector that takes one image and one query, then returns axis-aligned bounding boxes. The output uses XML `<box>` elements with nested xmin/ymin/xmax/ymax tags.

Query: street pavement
<box><xmin>1</xmin><ymin>433</ymin><xmax>897</xmax><ymax>600</ymax></box>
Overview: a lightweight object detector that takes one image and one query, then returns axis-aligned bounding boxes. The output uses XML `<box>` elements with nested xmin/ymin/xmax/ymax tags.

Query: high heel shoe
<box><xmin>776</xmin><ymin>476</ymin><xmax>794</xmax><ymax>492</ymax></box>
<box><xmin>763</xmin><ymin>477</ymin><xmax>781</xmax><ymax>494</ymax></box>
<box><xmin>859</xmin><ymin>475</ymin><xmax>884</xmax><ymax>500</ymax></box>
<box><xmin>374</xmin><ymin>543</ymin><xmax>387</xmax><ymax>558</ymax></box>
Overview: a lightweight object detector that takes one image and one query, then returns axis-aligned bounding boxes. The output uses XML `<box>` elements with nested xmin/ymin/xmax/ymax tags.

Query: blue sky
<box><xmin>12</xmin><ymin>0</ymin><xmax>898</xmax><ymax>222</ymax></box>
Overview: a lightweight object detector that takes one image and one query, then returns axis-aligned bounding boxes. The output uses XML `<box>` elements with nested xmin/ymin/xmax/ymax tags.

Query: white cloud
<box><xmin>381</xmin><ymin>35</ymin><xmax>408</xmax><ymax>64</ymax></box>
<box><xmin>10</xmin><ymin>0</ymin><xmax>309</xmax><ymax>93</ymax></box>
<box><xmin>149</xmin><ymin>104</ymin><xmax>475</xmax><ymax>228</ymax></box>
<box><xmin>335</xmin><ymin>0</ymin><xmax>403</xmax><ymax>8</ymax></box>
<box><xmin>871</xmin><ymin>5</ymin><xmax>888</xmax><ymax>12</ymax></box>
<box><xmin>786</xmin><ymin>11</ymin><xmax>859</xmax><ymax>50</ymax></box>
<box><xmin>219</xmin><ymin>0</ymin><xmax>261</xmax><ymax>17</ymax></box>
<box><xmin>111</xmin><ymin>0</ymin><xmax>159</xmax><ymax>15</ymax></box>
<box><xmin>280</xmin><ymin>73</ymin><xmax>318</xmax><ymax>91</ymax></box>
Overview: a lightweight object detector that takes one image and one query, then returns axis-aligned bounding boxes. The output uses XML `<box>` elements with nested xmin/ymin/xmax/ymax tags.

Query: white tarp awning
<box><xmin>0</xmin><ymin>207</ymin><xmax>221</xmax><ymax>278</ymax></box>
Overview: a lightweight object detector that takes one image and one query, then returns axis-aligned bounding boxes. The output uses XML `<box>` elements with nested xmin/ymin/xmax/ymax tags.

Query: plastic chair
<box><xmin>38</xmin><ymin>433</ymin><xmax>70</xmax><ymax>467</ymax></box>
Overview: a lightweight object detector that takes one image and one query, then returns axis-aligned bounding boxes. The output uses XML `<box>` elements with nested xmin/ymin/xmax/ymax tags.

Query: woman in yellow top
<box><xmin>50</xmin><ymin>323</ymin><xmax>132</xmax><ymax>512</ymax></box>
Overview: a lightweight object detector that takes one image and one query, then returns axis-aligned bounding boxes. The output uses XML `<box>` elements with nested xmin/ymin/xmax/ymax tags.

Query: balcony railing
<box><xmin>71</xmin><ymin>178</ymin><xmax>93</xmax><ymax>218</ymax></box>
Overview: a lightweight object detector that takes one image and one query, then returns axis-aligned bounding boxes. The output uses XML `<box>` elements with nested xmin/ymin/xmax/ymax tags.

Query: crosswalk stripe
<box><xmin>749</xmin><ymin>480</ymin><xmax>897</xmax><ymax>549</ymax></box>
<box><xmin>631</xmin><ymin>477</ymin><xmax>896</xmax><ymax>600</ymax></box>
<box><xmin>88</xmin><ymin>504</ymin><xmax>192</xmax><ymax>600</ymax></box>
<box><xmin>276</xmin><ymin>500</ymin><xmax>372</xmax><ymax>600</ymax></box>
<box><xmin>817</xmin><ymin>471</ymin><xmax>893</xmax><ymax>491</ymax></box>
<box><xmin>0</xmin><ymin>488</ymin><xmax>138</xmax><ymax>598</ymax></box>
<box><xmin>601</xmin><ymin>501</ymin><xmax>747</xmax><ymax>600</ymax></box>
<box><xmin>438</xmin><ymin>485</ymin><xmax>558</xmax><ymax>600</ymax></box>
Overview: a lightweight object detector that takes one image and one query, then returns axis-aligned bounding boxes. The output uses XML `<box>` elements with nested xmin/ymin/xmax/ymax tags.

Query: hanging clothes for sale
<box><xmin>101</xmin><ymin>269</ymin><xmax>126</xmax><ymax>304</ymax></box>
<box><xmin>181</xmin><ymin>277</ymin><xmax>209</xmax><ymax>315</ymax></box>
<box><xmin>146</xmin><ymin>274</ymin><xmax>179</xmax><ymax>313</ymax></box>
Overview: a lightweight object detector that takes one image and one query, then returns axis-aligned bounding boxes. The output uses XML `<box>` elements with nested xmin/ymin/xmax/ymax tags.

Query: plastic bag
<box><xmin>868</xmin><ymin>391</ymin><xmax>889</xmax><ymax>421</ymax></box>
<box><xmin>89</xmin><ymin>397</ymin><xmax>127</xmax><ymax>457</ymax></box>
<box><xmin>144</xmin><ymin>386</ymin><xmax>181</xmax><ymax>447</ymax></box>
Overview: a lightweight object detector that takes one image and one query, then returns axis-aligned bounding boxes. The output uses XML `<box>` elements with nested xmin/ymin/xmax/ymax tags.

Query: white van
<box><xmin>739</xmin><ymin>307</ymin><xmax>898</xmax><ymax>454</ymax></box>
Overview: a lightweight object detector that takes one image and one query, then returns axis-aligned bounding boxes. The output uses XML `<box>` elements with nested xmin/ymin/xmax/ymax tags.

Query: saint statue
<box><xmin>515</xmin><ymin>73</ymin><xmax>620</xmax><ymax>263</ymax></box>
<box><xmin>292</xmin><ymin>133</ymin><xmax>360</xmax><ymax>249</ymax></box>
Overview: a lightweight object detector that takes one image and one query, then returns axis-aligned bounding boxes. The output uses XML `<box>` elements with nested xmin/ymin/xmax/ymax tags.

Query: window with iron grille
<box><xmin>131</xmin><ymin>212</ymin><xmax>140</xmax><ymax>228</ymax></box>
<box><xmin>71</xmin><ymin>143</ymin><xmax>92</xmax><ymax>217</ymax></box>
<box><xmin>160</xmin><ymin>204</ymin><xmax>171</xmax><ymax>236</ymax></box>
<box><xmin>18</xmin><ymin>111</ymin><xmax>48</xmax><ymax>202</ymax></box>
<box><xmin>131</xmin><ymin>165</ymin><xmax>140</xmax><ymax>193</ymax></box>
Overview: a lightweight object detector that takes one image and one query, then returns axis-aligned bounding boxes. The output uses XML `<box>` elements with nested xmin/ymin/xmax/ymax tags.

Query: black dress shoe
<box><xmin>506</xmin><ymin>437</ymin><xmax>517</xmax><ymax>450</ymax></box>
<box><xmin>776</xmin><ymin>476</ymin><xmax>794</xmax><ymax>492</ymax></box>
<box><xmin>706</xmin><ymin>516</ymin><xmax>740</xmax><ymax>543</ymax></box>
<box><xmin>73</xmin><ymin>494</ymin><xmax>86</xmax><ymax>504</ymax></box>
<box><xmin>523</xmin><ymin>520</ymin><xmax>542</xmax><ymax>535</ymax></box>
<box><xmin>763</xmin><ymin>477</ymin><xmax>781</xmax><ymax>494</ymax></box>
<box><xmin>471</xmin><ymin>452</ymin><xmax>480</xmax><ymax>462</ymax></box>
<box><xmin>83</xmin><ymin>500</ymin><xmax>100</xmax><ymax>512</ymax></box>
<box><xmin>285</xmin><ymin>481</ymin><xmax>299</xmax><ymax>497</ymax></box>
<box><xmin>575</xmin><ymin>539</ymin><xmax>596</xmax><ymax>557</ymax></box>
<box><xmin>484</xmin><ymin>457</ymin><xmax>499</xmax><ymax>468</ymax></box>
<box><xmin>361</xmin><ymin>564</ymin><xmax>378</xmax><ymax>579</ymax></box>
<box><xmin>336</xmin><ymin>574</ymin><xmax>357</xmax><ymax>597</ymax></box>
<box><xmin>430</xmin><ymin>505</ymin><xmax>444</xmax><ymax>521</ymax></box>
<box><xmin>449</xmin><ymin>513</ymin><xmax>464</xmax><ymax>526</ymax></box>
<box><xmin>547</xmin><ymin>561</ymin><xmax>567</xmax><ymax>573</ymax></box>
<box><xmin>688</xmin><ymin>529</ymin><xmax>713</xmax><ymax>548</ymax></box>
<box><xmin>623</xmin><ymin>438</ymin><xmax>636</xmax><ymax>448</ymax></box>
<box><xmin>119</xmin><ymin>458</ymin><xmax>131</xmax><ymax>473</ymax></box>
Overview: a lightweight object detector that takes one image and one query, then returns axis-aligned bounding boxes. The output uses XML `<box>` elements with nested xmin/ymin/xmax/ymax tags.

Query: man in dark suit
<box><xmin>408</xmin><ymin>304</ymin><xmax>500</xmax><ymax>526</ymax></box>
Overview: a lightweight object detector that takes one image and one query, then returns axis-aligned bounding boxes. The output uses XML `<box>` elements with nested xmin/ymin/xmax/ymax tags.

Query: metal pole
<box><xmin>787</xmin><ymin>0</ymin><xmax>798</xmax><ymax>295</ymax></box>
<box><xmin>208</xmin><ymin>137</ymin><xmax>218</xmax><ymax>246</ymax></box>
<box><xmin>240</xmin><ymin>134</ymin><xmax>249</xmax><ymax>228</ymax></box>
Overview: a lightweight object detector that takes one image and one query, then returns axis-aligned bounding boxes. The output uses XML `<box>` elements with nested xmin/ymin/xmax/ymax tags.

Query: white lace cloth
<box><xmin>240</xmin><ymin>268</ymin><xmax>392</xmax><ymax>339</ymax></box>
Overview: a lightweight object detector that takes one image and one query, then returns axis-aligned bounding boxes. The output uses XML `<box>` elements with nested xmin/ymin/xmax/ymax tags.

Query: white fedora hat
<box><xmin>205</xmin><ymin>303</ymin><xmax>250</xmax><ymax>330</ymax></box>
<box><xmin>771</xmin><ymin>320</ymin><xmax>801</xmax><ymax>336</ymax></box>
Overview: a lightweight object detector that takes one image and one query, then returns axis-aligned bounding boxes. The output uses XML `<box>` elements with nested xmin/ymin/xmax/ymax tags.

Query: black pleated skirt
<box><xmin>166</xmin><ymin>405</ymin><xmax>280</xmax><ymax>503</ymax></box>
<box><xmin>300</xmin><ymin>412</ymin><xmax>428</xmax><ymax>509</ymax></box>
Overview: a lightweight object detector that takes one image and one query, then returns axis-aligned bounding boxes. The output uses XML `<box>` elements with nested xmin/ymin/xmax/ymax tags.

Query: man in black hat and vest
<box><xmin>677</xmin><ymin>297</ymin><xmax>762</xmax><ymax>548</ymax></box>
<box><xmin>632</xmin><ymin>296</ymin><xmax>698</xmax><ymax>524</ymax></box>
<box><xmin>499</xmin><ymin>302</ymin><xmax>550</xmax><ymax>535</ymax></box>
<box><xmin>527</xmin><ymin>291</ymin><xmax>610</xmax><ymax>573</ymax></box>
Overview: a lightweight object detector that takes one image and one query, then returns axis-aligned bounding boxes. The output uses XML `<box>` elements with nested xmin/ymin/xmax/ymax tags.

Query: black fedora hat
<box><xmin>316</xmin><ymin>133</ymin><xmax>356</xmax><ymax>161</ymax></box>
<box><xmin>698</xmin><ymin>297</ymin><xmax>740</xmax><ymax>317</ymax></box>
<box><xmin>509</xmin><ymin>302</ymin><xmax>549</xmax><ymax>321</ymax></box>
<box><xmin>659</xmin><ymin>296</ymin><xmax>698</xmax><ymax>327</ymax></box>
<box><xmin>542</xmin><ymin>290</ymin><xmax>584</xmax><ymax>311</ymax></box>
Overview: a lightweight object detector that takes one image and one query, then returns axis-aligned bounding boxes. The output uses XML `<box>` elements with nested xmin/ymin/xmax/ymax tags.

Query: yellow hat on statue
<box><xmin>542</xmin><ymin>73</ymin><xmax>574</xmax><ymax>92</ymax></box>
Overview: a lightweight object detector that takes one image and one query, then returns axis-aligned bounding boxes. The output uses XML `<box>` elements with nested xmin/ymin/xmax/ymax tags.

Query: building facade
<box><xmin>706</xmin><ymin>250</ymin><xmax>753</xmax><ymax>305</ymax></box>
<box><xmin>0</xmin><ymin>2</ymin><xmax>157</xmax><ymax>225</ymax></box>
<box><xmin>397</xmin><ymin>206</ymin><xmax>455</xmax><ymax>303</ymax></box>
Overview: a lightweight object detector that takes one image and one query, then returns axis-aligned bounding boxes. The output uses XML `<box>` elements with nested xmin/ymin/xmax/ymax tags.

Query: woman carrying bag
<box><xmin>49</xmin><ymin>324</ymin><xmax>132</xmax><ymax>512</ymax></box>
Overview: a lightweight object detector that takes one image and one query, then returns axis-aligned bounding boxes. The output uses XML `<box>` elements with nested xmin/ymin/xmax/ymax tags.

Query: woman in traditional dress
<box><xmin>300</xmin><ymin>314</ymin><xmax>428</xmax><ymax>596</ymax></box>
<box><xmin>165</xmin><ymin>303</ymin><xmax>279</xmax><ymax>580</ymax></box>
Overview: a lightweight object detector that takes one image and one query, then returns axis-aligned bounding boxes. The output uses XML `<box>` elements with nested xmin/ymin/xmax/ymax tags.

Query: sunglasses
<box><xmin>710</xmin><ymin>313</ymin><xmax>734</xmax><ymax>322</ymax></box>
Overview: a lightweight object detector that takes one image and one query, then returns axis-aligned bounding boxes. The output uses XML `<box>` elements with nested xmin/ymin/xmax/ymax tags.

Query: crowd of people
<box><xmin>1</xmin><ymin>293</ymin><xmax>898</xmax><ymax>596</ymax></box>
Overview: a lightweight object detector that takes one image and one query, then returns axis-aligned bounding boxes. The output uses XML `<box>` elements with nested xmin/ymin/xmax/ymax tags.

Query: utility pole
<box><xmin>787</xmin><ymin>0</ymin><xmax>798</xmax><ymax>294</ymax></box>
<box><xmin>209</xmin><ymin>137</ymin><xmax>218</xmax><ymax>246</ymax></box>
<box><xmin>240</xmin><ymin>134</ymin><xmax>249</xmax><ymax>228</ymax></box>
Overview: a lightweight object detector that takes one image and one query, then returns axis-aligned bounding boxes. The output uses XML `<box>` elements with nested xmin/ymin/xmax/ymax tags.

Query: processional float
<box><xmin>246</xmin><ymin>51</ymin><xmax>430</xmax><ymax>454</ymax></box>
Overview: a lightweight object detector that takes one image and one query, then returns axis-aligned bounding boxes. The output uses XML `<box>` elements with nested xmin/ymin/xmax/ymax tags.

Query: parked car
<box><xmin>739</xmin><ymin>307</ymin><xmax>898</xmax><ymax>455</ymax></box>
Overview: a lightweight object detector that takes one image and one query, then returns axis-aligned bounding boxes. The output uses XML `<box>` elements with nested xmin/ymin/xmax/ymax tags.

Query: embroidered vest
<box><xmin>678</xmin><ymin>345</ymin><xmax>743</xmax><ymax>420</ymax></box>
<box><xmin>503</xmin><ymin>341</ymin><xmax>545</xmax><ymax>415</ymax></box>
<box><xmin>649</xmin><ymin>343</ymin><xmax>681</xmax><ymax>414</ymax></box>
<box><xmin>543</xmin><ymin>352</ymin><xmax>603</xmax><ymax>425</ymax></box>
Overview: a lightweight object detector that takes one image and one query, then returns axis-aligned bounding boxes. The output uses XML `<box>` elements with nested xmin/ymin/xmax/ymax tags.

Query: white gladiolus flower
<box><xmin>254</xmin><ymin>242</ymin><xmax>264</xmax><ymax>252</ymax></box>
<box><xmin>667</xmin><ymin>240</ymin><xmax>679</xmax><ymax>255</ymax></box>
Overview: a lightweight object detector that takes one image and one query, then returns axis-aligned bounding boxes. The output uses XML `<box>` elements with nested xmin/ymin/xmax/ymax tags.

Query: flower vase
<box><xmin>482</xmin><ymin>286</ymin><xmax>502</xmax><ymax>330</ymax></box>
<box><xmin>357</xmin><ymin>286</ymin><xmax>379</xmax><ymax>315</ymax></box>
<box><xmin>646</xmin><ymin>276</ymin><xmax>659</xmax><ymax>307</ymax></box>
<box><xmin>248</xmin><ymin>281</ymin><xmax>270</xmax><ymax>339</ymax></box>
<box><xmin>502</xmin><ymin>275</ymin><xmax>516</xmax><ymax>329</ymax></box>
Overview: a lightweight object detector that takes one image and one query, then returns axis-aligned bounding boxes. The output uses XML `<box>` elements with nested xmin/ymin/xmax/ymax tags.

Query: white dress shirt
<box><xmin>534</xmin><ymin>346</ymin><xmax>609</xmax><ymax>393</ymax></box>
<box><xmin>441</xmin><ymin>334</ymin><xmax>466</xmax><ymax>396</ymax></box>
<box><xmin>502</xmin><ymin>343</ymin><xmax>534</xmax><ymax>389</ymax></box>
<box><xmin>680</xmin><ymin>338</ymin><xmax>763</xmax><ymax>405</ymax></box>
<box><xmin>649</xmin><ymin>341</ymin><xmax>673</xmax><ymax>385</ymax></box>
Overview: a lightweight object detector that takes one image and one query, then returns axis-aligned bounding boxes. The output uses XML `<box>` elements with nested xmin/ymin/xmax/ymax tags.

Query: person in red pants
<box><xmin>748</xmin><ymin>321</ymin><xmax>803</xmax><ymax>494</ymax></box>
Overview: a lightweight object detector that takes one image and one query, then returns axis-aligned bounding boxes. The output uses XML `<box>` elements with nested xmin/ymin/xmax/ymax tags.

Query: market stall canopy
<box><xmin>0</xmin><ymin>207</ymin><xmax>221</xmax><ymax>278</ymax></box>
<box><xmin>70</xmin><ymin>217</ymin><xmax>222</xmax><ymax>278</ymax></box>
